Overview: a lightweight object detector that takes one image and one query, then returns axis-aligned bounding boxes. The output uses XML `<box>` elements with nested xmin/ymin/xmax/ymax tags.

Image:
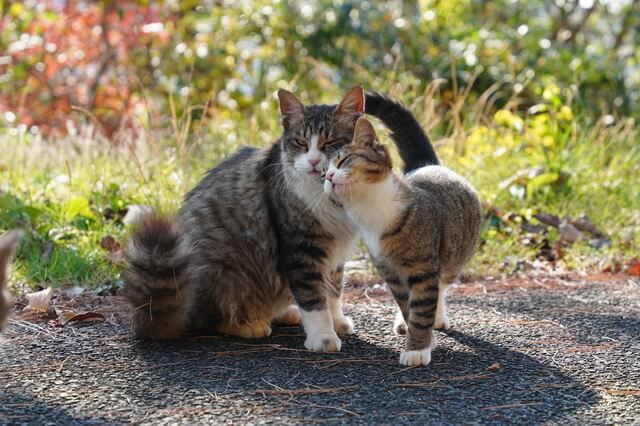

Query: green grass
<box><xmin>1</xmin><ymin>88</ymin><xmax>639</xmax><ymax>289</ymax></box>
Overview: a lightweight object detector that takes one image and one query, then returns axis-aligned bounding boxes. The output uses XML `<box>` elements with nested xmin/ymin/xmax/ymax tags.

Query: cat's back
<box><xmin>179</xmin><ymin>144</ymin><xmax>276</xmax><ymax>245</ymax></box>
<box><xmin>405</xmin><ymin>165</ymin><xmax>482</xmax><ymax>235</ymax></box>
<box><xmin>184</xmin><ymin>146</ymin><xmax>264</xmax><ymax>203</ymax></box>
<box><xmin>406</xmin><ymin>165</ymin><xmax>479</xmax><ymax>205</ymax></box>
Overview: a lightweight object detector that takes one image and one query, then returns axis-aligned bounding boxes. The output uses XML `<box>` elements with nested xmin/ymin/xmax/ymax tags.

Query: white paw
<box><xmin>434</xmin><ymin>312</ymin><xmax>451</xmax><ymax>330</ymax></box>
<box><xmin>333</xmin><ymin>315</ymin><xmax>354</xmax><ymax>335</ymax></box>
<box><xmin>304</xmin><ymin>332</ymin><xmax>342</xmax><ymax>352</ymax></box>
<box><xmin>399</xmin><ymin>348</ymin><xmax>432</xmax><ymax>366</ymax></box>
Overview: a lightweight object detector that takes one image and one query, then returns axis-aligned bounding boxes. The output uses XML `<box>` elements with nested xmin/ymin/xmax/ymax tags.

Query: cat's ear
<box><xmin>0</xmin><ymin>230</ymin><xmax>21</xmax><ymax>275</ymax></box>
<box><xmin>336</xmin><ymin>86</ymin><xmax>365</xmax><ymax>115</ymax></box>
<box><xmin>353</xmin><ymin>117</ymin><xmax>377</xmax><ymax>146</ymax></box>
<box><xmin>277</xmin><ymin>89</ymin><xmax>305</xmax><ymax>117</ymax></box>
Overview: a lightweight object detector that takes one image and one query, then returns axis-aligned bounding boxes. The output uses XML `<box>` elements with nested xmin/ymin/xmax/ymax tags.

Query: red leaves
<box><xmin>1</xmin><ymin>2</ymin><xmax>164</xmax><ymax>137</ymax></box>
<box><xmin>626</xmin><ymin>259</ymin><xmax>640</xmax><ymax>277</ymax></box>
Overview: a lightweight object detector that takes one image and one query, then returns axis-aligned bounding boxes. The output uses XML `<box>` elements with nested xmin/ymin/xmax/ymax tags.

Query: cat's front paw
<box><xmin>333</xmin><ymin>315</ymin><xmax>354</xmax><ymax>335</ymax></box>
<box><xmin>399</xmin><ymin>348</ymin><xmax>432</xmax><ymax>366</ymax></box>
<box><xmin>304</xmin><ymin>332</ymin><xmax>342</xmax><ymax>352</ymax></box>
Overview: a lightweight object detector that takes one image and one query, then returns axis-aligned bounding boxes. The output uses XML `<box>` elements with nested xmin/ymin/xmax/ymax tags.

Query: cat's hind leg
<box><xmin>217</xmin><ymin>320</ymin><xmax>272</xmax><ymax>338</ymax></box>
<box><xmin>328</xmin><ymin>265</ymin><xmax>354</xmax><ymax>335</ymax></box>
<box><xmin>382</xmin><ymin>270</ymin><xmax>409</xmax><ymax>336</ymax></box>
<box><xmin>272</xmin><ymin>304</ymin><xmax>302</xmax><ymax>325</ymax></box>
<box><xmin>400</xmin><ymin>269</ymin><xmax>439</xmax><ymax>366</ymax></box>
<box><xmin>434</xmin><ymin>277</ymin><xmax>457</xmax><ymax>330</ymax></box>
<box><xmin>393</xmin><ymin>310</ymin><xmax>407</xmax><ymax>335</ymax></box>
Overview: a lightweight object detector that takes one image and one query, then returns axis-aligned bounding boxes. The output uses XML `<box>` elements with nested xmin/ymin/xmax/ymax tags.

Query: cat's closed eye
<box><xmin>292</xmin><ymin>138</ymin><xmax>308</xmax><ymax>148</ymax></box>
<box><xmin>336</xmin><ymin>154</ymin><xmax>352</xmax><ymax>168</ymax></box>
<box><xmin>325</xmin><ymin>137</ymin><xmax>350</xmax><ymax>147</ymax></box>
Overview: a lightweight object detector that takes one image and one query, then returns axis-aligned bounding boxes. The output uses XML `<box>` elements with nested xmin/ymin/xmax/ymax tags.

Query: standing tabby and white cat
<box><xmin>0</xmin><ymin>230</ymin><xmax>21</xmax><ymax>331</ymax></box>
<box><xmin>324</xmin><ymin>117</ymin><xmax>482</xmax><ymax>365</ymax></box>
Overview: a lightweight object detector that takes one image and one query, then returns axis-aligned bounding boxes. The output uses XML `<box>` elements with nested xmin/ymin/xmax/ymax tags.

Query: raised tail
<box><xmin>365</xmin><ymin>92</ymin><xmax>439</xmax><ymax>173</ymax></box>
<box><xmin>123</xmin><ymin>214</ymin><xmax>190</xmax><ymax>340</ymax></box>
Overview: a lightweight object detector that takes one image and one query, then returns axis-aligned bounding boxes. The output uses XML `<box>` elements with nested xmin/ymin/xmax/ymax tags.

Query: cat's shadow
<box><xmin>128</xmin><ymin>324</ymin><xmax>598</xmax><ymax>424</ymax></box>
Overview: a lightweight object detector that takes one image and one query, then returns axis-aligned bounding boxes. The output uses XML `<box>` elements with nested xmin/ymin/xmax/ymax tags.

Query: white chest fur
<box><xmin>289</xmin><ymin>167</ymin><xmax>358</xmax><ymax>271</ymax></box>
<box><xmin>360</xmin><ymin>227</ymin><xmax>381</xmax><ymax>258</ymax></box>
<box><xmin>343</xmin><ymin>175</ymin><xmax>406</xmax><ymax>259</ymax></box>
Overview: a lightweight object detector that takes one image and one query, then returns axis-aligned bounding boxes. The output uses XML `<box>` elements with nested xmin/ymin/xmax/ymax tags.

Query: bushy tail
<box><xmin>123</xmin><ymin>214</ymin><xmax>190</xmax><ymax>340</ymax></box>
<box><xmin>365</xmin><ymin>92</ymin><xmax>439</xmax><ymax>173</ymax></box>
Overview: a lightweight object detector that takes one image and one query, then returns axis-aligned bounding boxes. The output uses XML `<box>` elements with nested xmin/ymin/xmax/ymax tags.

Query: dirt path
<box><xmin>1</xmin><ymin>276</ymin><xmax>639</xmax><ymax>425</ymax></box>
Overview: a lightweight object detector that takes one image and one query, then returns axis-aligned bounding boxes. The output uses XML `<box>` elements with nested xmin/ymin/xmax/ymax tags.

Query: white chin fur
<box><xmin>323</xmin><ymin>179</ymin><xmax>333</xmax><ymax>194</ymax></box>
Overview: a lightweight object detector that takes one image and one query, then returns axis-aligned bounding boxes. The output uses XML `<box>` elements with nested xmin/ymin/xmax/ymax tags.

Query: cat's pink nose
<box><xmin>326</xmin><ymin>170</ymin><xmax>334</xmax><ymax>181</ymax></box>
<box><xmin>309</xmin><ymin>159</ymin><xmax>320</xmax><ymax>168</ymax></box>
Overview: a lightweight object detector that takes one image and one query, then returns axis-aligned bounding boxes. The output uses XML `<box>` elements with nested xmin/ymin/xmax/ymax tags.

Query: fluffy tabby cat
<box><xmin>324</xmin><ymin>117</ymin><xmax>482</xmax><ymax>365</ymax></box>
<box><xmin>0</xmin><ymin>230</ymin><xmax>21</xmax><ymax>330</ymax></box>
<box><xmin>124</xmin><ymin>87</ymin><xmax>368</xmax><ymax>351</ymax></box>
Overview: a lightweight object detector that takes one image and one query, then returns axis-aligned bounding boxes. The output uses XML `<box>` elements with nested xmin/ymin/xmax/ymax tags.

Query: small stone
<box><xmin>559</xmin><ymin>222</ymin><xmax>582</xmax><ymax>244</ymax></box>
<box><xmin>521</xmin><ymin>222</ymin><xmax>546</xmax><ymax>234</ymax></box>
<box><xmin>572</xmin><ymin>214</ymin><xmax>604</xmax><ymax>237</ymax></box>
<box><xmin>588</xmin><ymin>238</ymin><xmax>611</xmax><ymax>250</ymax></box>
<box><xmin>534</xmin><ymin>212</ymin><xmax>561</xmax><ymax>227</ymax></box>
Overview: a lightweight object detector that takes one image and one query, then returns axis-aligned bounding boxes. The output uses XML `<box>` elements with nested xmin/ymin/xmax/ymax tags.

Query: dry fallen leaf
<box><xmin>56</xmin><ymin>309</ymin><xmax>105</xmax><ymax>326</ymax></box>
<box><xmin>486</xmin><ymin>362</ymin><xmax>502</xmax><ymax>372</ymax></box>
<box><xmin>25</xmin><ymin>288</ymin><xmax>53</xmax><ymax>312</ymax></box>
<box><xmin>100</xmin><ymin>235</ymin><xmax>121</xmax><ymax>253</ymax></box>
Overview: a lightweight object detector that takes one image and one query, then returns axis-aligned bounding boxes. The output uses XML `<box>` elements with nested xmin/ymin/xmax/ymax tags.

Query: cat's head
<box><xmin>323</xmin><ymin>117</ymin><xmax>393</xmax><ymax>200</ymax></box>
<box><xmin>277</xmin><ymin>86</ymin><xmax>365</xmax><ymax>179</ymax></box>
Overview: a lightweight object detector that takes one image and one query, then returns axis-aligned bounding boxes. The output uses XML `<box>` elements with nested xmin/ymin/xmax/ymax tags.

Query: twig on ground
<box><xmin>255</xmin><ymin>385</ymin><xmax>358</xmax><ymax>396</ymax></box>
<box><xmin>293</xmin><ymin>399</ymin><xmax>361</xmax><ymax>417</ymax></box>
<box><xmin>396</xmin><ymin>373</ymin><xmax>494</xmax><ymax>388</ymax></box>
<box><xmin>481</xmin><ymin>402</ymin><xmax>542</xmax><ymax>410</ymax></box>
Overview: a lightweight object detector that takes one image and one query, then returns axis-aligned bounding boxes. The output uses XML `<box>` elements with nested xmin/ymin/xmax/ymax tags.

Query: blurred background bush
<box><xmin>2</xmin><ymin>0</ymin><xmax>639</xmax><ymax>136</ymax></box>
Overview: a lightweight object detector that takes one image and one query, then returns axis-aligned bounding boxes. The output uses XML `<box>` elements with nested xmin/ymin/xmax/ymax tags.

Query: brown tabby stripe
<box><xmin>407</xmin><ymin>271</ymin><xmax>439</xmax><ymax>287</ymax></box>
<box><xmin>409</xmin><ymin>319</ymin><xmax>434</xmax><ymax>331</ymax></box>
<box><xmin>409</xmin><ymin>297</ymin><xmax>438</xmax><ymax>309</ymax></box>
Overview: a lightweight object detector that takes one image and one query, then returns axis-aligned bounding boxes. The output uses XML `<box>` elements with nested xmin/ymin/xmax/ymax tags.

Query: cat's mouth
<box><xmin>323</xmin><ymin>179</ymin><xmax>343</xmax><ymax>195</ymax></box>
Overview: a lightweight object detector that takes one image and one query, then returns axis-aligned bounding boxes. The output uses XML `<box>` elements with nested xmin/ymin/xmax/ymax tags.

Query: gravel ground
<box><xmin>1</xmin><ymin>276</ymin><xmax>639</xmax><ymax>425</ymax></box>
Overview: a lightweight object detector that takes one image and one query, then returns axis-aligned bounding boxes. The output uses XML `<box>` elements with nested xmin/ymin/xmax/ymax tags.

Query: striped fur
<box><xmin>325</xmin><ymin>118</ymin><xmax>482</xmax><ymax>366</ymax></box>
<box><xmin>123</xmin><ymin>87</ymin><xmax>364</xmax><ymax>350</ymax></box>
<box><xmin>0</xmin><ymin>230</ymin><xmax>21</xmax><ymax>331</ymax></box>
<box><xmin>364</xmin><ymin>92</ymin><xmax>439</xmax><ymax>173</ymax></box>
